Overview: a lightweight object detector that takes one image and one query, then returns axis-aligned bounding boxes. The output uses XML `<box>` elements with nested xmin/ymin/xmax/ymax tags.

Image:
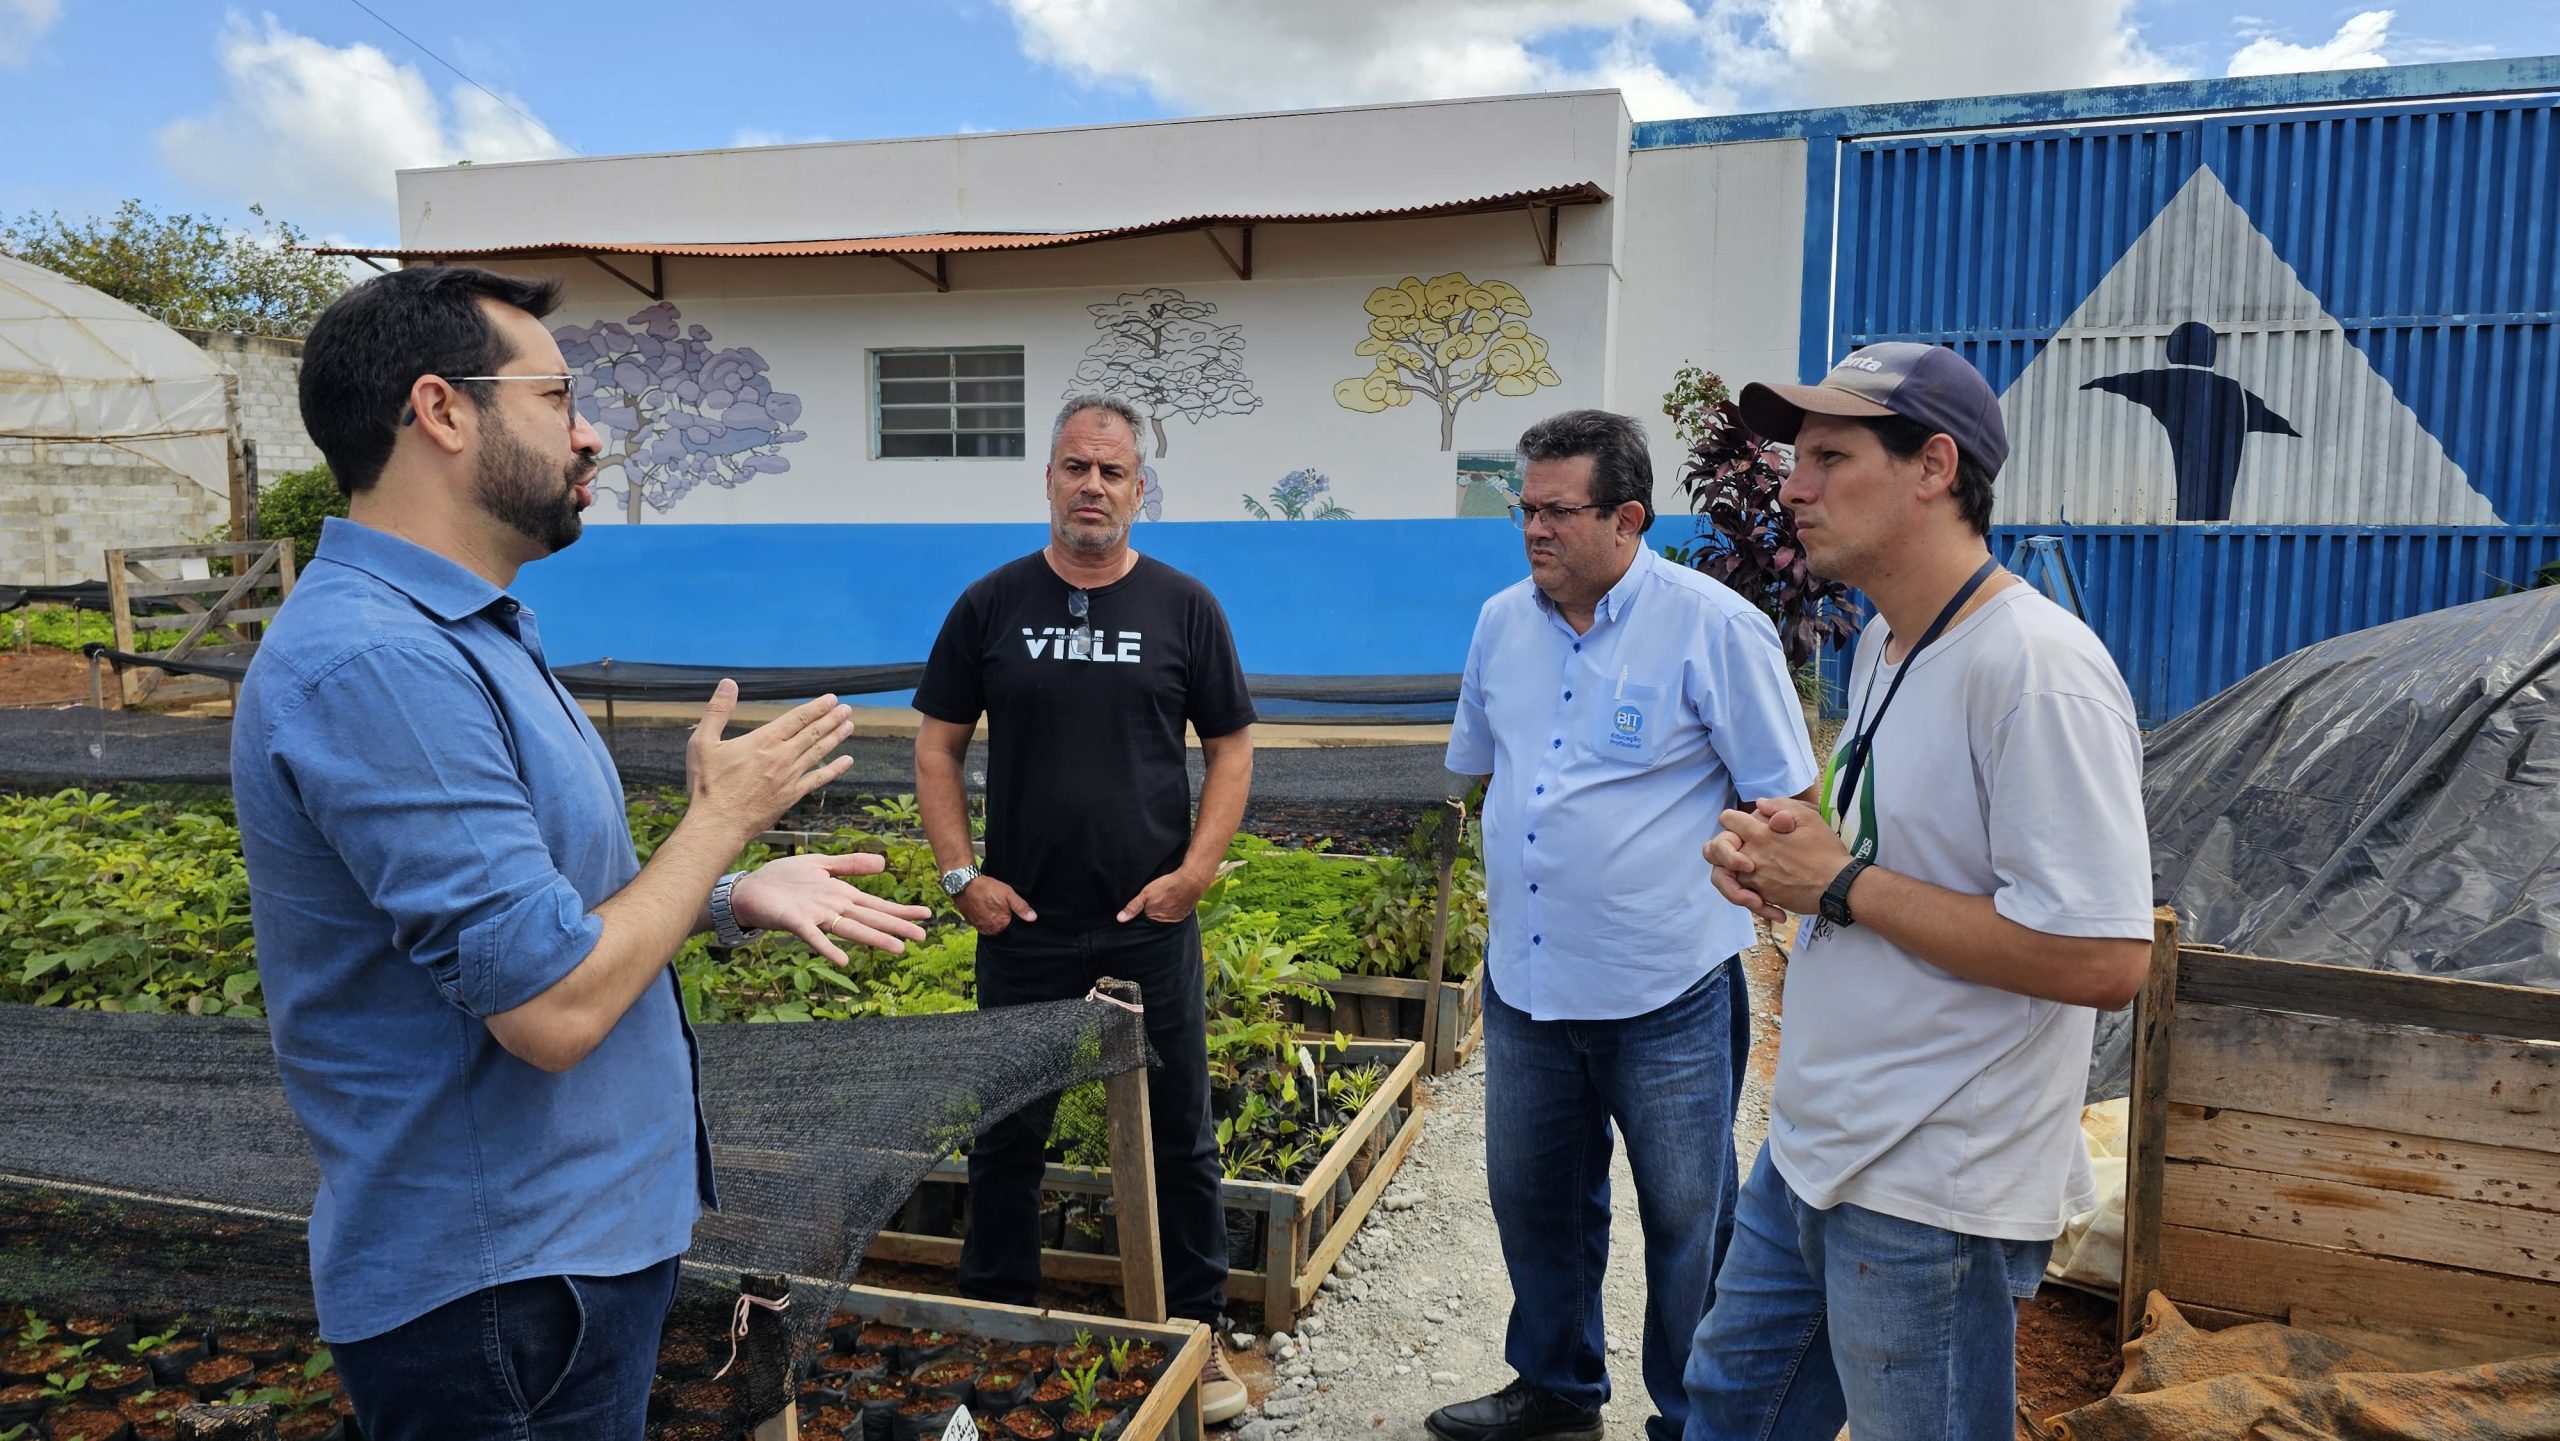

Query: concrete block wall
<box><xmin>0</xmin><ymin>441</ymin><xmax>229</xmax><ymax>586</ymax></box>
<box><xmin>180</xmin><ymin>329</ymin><xmax>319</xmax><ymax>479</ymax></box>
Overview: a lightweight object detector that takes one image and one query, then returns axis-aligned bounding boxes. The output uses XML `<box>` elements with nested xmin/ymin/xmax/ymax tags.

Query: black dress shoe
<box><xmin>1425</xmin><ymin>1377</ymin><xmax>1605</xmax><ymax>1441</ymax></box>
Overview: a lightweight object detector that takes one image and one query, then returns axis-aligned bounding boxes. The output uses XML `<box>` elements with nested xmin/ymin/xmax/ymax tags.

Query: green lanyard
<box><xmin>1820</xmin><ymin>558</ymin><xmax>1999</xmax><ymax>863</ymax></box>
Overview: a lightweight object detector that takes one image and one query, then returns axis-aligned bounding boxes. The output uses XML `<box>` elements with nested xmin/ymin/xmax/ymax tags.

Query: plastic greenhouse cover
<box><xmin>0</xmin><ymin>253</ymin><xmax>229</xmax><ymax>493</ymax></box>
<box><xmin>2088</xmin><ymin>585</ymin><xmax>2560</xmax><ymax>1099</ymax></box>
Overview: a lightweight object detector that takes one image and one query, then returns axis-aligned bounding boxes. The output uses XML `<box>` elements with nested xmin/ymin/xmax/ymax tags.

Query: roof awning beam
<box><xmin>1204</xmin><ymin>224</ymin><xmax>1253</xmax><ymax>281</ymax></box>
<box><xmin>884</xmin><ymin>252</ymin><xmax>950</xmax><ymax>292</ymax></box>
<box><xmin>586</xmin><ymin>253</ymin><xmax>664</xmax><ymax>300</ymax></box>
<box><xmin>1527</xmin><ymin>204</ymin><xmax>1559</xmax><ymax>266</ymax></box>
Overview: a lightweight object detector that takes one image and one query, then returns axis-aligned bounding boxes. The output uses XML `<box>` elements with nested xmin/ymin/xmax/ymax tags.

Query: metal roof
<box><xmin>307</xmin><ymin>182</ymin><xmax>1611</xmax><ymax>264</ymax></box>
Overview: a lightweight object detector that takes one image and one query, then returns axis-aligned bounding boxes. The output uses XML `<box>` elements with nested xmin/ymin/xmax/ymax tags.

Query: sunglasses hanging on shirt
<box><xmin>1068</xmin><ymin>589</ymin><xmax>1093</xmax><ymax>659</ymax></box>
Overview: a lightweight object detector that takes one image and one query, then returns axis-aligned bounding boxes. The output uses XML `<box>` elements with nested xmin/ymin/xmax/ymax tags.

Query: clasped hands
<box><xmin>1704</xmin><ymin>797</ymin><xmax>1854</xmax><ymax>925</ymax></box>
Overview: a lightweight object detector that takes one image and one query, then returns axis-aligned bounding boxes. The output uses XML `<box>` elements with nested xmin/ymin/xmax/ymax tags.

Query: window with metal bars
<box><xmin>872</xmin><ymin>347</ymin><xmax>1028</xmax><ymax>458</ymax></box>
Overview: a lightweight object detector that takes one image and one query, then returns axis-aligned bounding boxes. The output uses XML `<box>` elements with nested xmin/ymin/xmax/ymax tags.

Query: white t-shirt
<box><xmin>1766</xmin><ymin>582</ymin><xmax>2152</xmax><ymax>1242</ymax></box>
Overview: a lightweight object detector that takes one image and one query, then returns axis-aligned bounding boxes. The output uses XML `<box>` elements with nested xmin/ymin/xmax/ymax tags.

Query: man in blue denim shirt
<box><xmin>233</xmin><ymin>266</ymin><xmax>929</xmax><ymax>1440</ymax></box>
<box><xmin>1428</xmin><ymin>410</ymin><xmax>1817</xmax><ymax>1441</ymax></box>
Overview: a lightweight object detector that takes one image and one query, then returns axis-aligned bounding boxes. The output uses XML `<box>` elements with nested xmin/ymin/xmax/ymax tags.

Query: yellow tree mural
<box><xmin>1334</xmin><ymin>272</ymin><xmax>1561</xmax><ymax>450</ymax></box>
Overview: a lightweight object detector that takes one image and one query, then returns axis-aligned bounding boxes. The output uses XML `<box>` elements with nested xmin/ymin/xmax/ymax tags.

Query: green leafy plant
<box><xmin>256</xmin><ymin>465</ymin><xmax>347</xmax><ymax>564</ymax></box>
<box><xmin>128</xmin><ymin>1325</ymin><xmax>182</xmax><ymax>1357</ymax></box>
<box><xmin>1065</xmin><ymin>1356</ymin><xmax>1105</xmax><ymax>1416</ymax></box>
<box><xmin>859</xmin><ymin>793</ymin><xmax>924</xmax><ymax>831</ymax></box>
<box><xmin>1105</xmin><ymin>1337</ymin><xmax>1133</xmax><ymax>1377</ymax></box>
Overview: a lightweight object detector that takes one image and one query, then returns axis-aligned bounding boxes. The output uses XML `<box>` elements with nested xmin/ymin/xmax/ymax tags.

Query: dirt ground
<box><xmin>2016</xmin><ymin>1286</ymin><xmax>2124</xmax><ymax>1431</ymax></box>
<box><xmin>0</xmin><ymin>647</ymin><xmax>95</xmax><ymax>707</ymax></box>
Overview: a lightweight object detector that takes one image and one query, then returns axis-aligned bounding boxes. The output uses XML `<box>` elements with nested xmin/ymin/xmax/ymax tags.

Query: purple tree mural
<box><xmin>554</xmin><ymin>302</ymin><xmax>807</xmax><ymax>523</ymax></box>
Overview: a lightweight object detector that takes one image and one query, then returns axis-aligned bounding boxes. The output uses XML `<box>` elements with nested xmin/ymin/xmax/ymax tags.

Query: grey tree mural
<box><xmin>1067</xmin><ymin>287</ymin><xmax>1260</xmax><ymax>457</ymax></box>
<box><xmin>555</xmin><ymin>302</ymin><xmax>807</xmax><ymax>523</ymax></box>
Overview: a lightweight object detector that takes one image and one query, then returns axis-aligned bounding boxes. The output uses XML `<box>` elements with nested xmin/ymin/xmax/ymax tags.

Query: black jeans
<box><xmin>330</xmin><ymin>1256</ymin><xmax>680</xmax><ymax>1441</ymax></box>
<box><xmin>961</xmin><ymin>913</ymin><xmax>1229</xmax><ymax>1324</ymax></box>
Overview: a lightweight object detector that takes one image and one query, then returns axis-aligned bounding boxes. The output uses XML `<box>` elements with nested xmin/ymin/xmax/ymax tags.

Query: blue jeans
<box><xmin>1485</xmin><ymin>961</ymin><xmax>1748</xmax><ymax>1441</ymax></box>
<box><xmin>1682</xmin><ymin>1151</ymin><xmax>2051</xmax><ymax>1441</ymax></box>
<box><xmin>331</xmin><ymin>1257</ymin><xmax>680</xmax><ymax>1441</ymax></box>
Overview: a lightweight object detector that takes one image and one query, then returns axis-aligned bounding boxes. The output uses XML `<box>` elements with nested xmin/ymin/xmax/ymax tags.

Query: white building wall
<box><xmin>399</xmin><ymin>93</ymin><xmax>1633</xmax><ymax>249</ymax></box>
<box><xmin>477</xmin><ymin>197</ymin><xmax>1622</xmax><ymax>525</ymax></box>
<box><xmin>1609</xmin><ymin>139</ymin><xmax>1809</xmax><ymax>484</ymax></box>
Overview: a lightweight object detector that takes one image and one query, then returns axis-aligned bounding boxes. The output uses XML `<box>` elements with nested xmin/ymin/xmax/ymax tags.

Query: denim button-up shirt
<box><xmin>233</xmin><ymin>517</ymin><xmax>714</xmax><ymax>1342</ymax></box>
<box><xmin>1447</xmin><ymin>543</ymin><xmax>1817</xmax><ymax>1022</ymax></box>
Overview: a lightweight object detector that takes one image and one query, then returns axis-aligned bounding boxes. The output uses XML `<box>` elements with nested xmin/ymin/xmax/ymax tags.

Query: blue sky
<box><xmin>2</xmin><ymin>1</ymin><xmax>2553</xmax><ymax>246</ymax></box>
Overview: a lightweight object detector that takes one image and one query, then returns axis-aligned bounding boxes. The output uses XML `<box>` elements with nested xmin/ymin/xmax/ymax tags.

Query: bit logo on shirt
<box><xmin>1610</xmin><ymin>704</ymin><xmax>1645</xmax><ymax>747</ymax></box>
<box><xmin>1022</xmin><ymin>627</ymin><xmax>1144</xmax><ymax>664</ymax></box>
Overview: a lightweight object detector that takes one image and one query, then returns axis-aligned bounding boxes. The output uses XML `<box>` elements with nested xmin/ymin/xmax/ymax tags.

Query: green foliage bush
<box><xmin>0</xmin><ymin>607</ymin><xmax>182</xmax><ymax>654</ymax></box>
<box><xmin>256</xmin><ymin>465</ymin><xmax>346</xmax><ymax>565</ymax></box>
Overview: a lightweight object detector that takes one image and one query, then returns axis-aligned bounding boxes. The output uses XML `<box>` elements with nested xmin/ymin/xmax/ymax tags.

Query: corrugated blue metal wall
<box><xmin>1820</xmin><ymin>87</ymin><xmax>2560</xmax><ymax>719</ymax></box>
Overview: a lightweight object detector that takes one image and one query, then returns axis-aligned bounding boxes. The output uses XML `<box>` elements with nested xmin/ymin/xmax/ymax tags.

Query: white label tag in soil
<box><xmin>942</xmin><ymin>1405</ymin><xmax>980</xmax><ymax>1441</ymax></box>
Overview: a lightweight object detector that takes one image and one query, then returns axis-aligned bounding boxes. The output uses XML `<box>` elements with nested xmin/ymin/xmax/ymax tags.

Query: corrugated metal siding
<box><xmin>1815</xmin><ymin>91</ymin><xmax>2560</xmax><ymax>721</ymax></box>
<box><xmin>1814</xmin><ymin>526</ymin><xmax>2560</xmax><ymax>724</ymax></box>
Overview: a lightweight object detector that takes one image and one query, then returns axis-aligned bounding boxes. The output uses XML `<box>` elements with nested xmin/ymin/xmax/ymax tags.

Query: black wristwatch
<box><xmin>1819</xmin><ymin>858</ymin><xmax>1873</xmax><ymax>929</ymax></box>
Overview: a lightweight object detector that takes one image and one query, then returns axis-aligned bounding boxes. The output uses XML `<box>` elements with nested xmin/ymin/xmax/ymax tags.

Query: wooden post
<box><xmin>2119</xmin><ymin>905</ymin><xmax>2182</xmax><ymax>1345</ymax></box>
<box><xmin>1097</xmin><ymin>975</ymin><xmax>1169</xmax><ymax>1324</ymax></box>
<box><xmin>1420</xmin><ymin>798</ymin><xmax>1464</xmax><ymax>1073</ymax></box>
<box><xmin>742</xmin><ymin>1272</ymin><xmax>799</xmax><ymax>1441</ymax></box>
<box><xmin>238</xmin><ymin>437</ymin><xmax>261</xmax><ymax>542</ymax></box>
<box><xmin>1263</xmin><ymin>1189</ymin><xmax>1300</xmax><ymax>1334</ymax></box>
<box><xmin>222</xmin><ymin>373</ymin><xmax>248</xmax><ymax>542</ymax></box>
<box><xmin>103</xmin><ymin>547</ymin><xmax>138</xmax><ymax>707</ymax></box>
<box><xmin>176</xmin><ymin>1402</ymin><xmax>276</xmax><ymax>1440</ymax></box>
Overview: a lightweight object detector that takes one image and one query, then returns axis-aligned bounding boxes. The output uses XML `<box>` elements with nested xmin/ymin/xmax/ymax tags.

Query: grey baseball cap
<box><xmin>1738</xmin><ymin>342</ymin><xmax>2010</xmax><ymax>478</ymax></box>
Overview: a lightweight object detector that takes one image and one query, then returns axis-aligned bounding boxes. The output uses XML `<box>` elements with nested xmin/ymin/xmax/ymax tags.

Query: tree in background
<box><xmin>256</xmin><ymin>465</ymin><xmax>347</xmax><ymax>562</ymax></box>
<box><xmin>1067</xmin><ymin>287</ymin><xmax>1261</xmax><ymax>457</ymax></box>
<box><xmin>1240</xmin><ymin>468</ymin><xmax>1352</xmax><ymax>520</ymax></box>
<box><xmin>0</xmin><ymin>200</ymin><xmax>349</xmax><ymax>336</ymax></box>
<box><xmin>1334</xmin><ymin>272</ymin><xmax>1560</xmax><ymax>450</ymax></box>
<box><xmin>1661</xmin><ymin>363</ymin><xmax>1858</xmax><ymax>681</ymax></box>
<box><xmin>554</xmin><ymin>302</ymin><xmax>807</xmax><ymax>524</ymax></box>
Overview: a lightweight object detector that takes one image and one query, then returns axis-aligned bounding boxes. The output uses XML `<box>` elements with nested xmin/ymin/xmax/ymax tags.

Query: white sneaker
<box><xmin>1201</xmin><ymin>1337</ymin><xmax>1249</xmax><ymax>1425</ymax></box>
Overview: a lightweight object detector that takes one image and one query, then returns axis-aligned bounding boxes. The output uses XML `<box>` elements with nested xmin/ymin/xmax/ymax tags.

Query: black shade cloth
<box><xmin>82</xmin><ymin>645</ymin><xmax>1465</xmax><ymax>708</ymax></box>
<box><xmin>3</xmin><ymin>581</ymin><xmax>180</xmax><ymax>614</ymax></box>
<box><xmin>2088</xmin><ymin>586</ymin><xmax>2560</xmax><ymax>1098</ymax></box>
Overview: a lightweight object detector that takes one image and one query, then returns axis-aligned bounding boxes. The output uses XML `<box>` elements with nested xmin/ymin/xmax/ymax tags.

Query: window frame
<box><xmin>868</xmin><ymin>345</ymin><xmax>1029</xmax><ymax>461</ymax></box>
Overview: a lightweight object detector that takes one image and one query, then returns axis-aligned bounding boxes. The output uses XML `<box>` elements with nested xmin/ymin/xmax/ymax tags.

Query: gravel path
<box><xmin>1229</xmin><ymin>945</ymin><xmax>1785</xmax><ymax>1440</ymax></box>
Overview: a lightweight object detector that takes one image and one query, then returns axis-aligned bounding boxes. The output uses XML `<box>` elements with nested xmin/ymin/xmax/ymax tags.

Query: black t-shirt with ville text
<box><xmin>914</xmin><ymin>551</ymin><xmax>1255</xmax><ymax>930</ymax></box>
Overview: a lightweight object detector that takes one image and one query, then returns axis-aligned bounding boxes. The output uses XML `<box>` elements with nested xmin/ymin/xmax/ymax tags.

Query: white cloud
<box><xmin>997</xmin><ymin>0</ymin><xmax>1715</xmax><ymax>119</ymax></box>
<box><xmin>730</xmin><ymin>128</ymin><xmax>839</xmax><ymax>149</ymax></box>
<box><xmin>156</xmin><ymin>13</ymin><xmax>569</xmax><ymax>226</ymax></box>
<box><xmin>995</xmin><ymin>0</ymin><xmax>2195</xmax><ymax>121</ymax></box>
<box><xmin>0</xmin><ymin>0</ymin><xmax>60</xmax><ymax>66</ymax></box>
<box><xmin>2227</xmin><ymin>10</ymin><xmax>2391</xmax><ymax>76</ymax></box>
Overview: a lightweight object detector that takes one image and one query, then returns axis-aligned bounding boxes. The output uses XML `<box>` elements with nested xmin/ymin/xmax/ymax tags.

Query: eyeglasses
<box><xmin>1509</xmin><ymin>501</ymin><xmax>1607</xmax><ymax>530</ymax></box>
<box><xmin>401</xmin><ymin>372</ymin><xmax>579</xmax><ymax>427</ymax></box>
<box><xmin>1068</xmin><ymin>589</ymin><xmax>1092</xmax><ymax>655</ymax></box>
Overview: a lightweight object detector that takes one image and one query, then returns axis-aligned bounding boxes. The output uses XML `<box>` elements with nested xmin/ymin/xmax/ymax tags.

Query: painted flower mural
<box><xmin>1334</xmin><ymin>272</ymin><xmax>1560</xmax><ymax>450</ymax></box>
<box><xmin>1241</xmin><ymin>468</ymin><xmax>1353</xmax><ymax>520</ymax></box>
<box><xmin>554</xmin><ymin>302</ymin><xmax>807</xmax><ymax>523</ymax></box>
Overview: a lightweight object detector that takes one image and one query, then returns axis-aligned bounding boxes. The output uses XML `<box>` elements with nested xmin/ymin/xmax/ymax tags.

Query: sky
<box><xmin>1</xmin><ymin>0</ymin><xmax>2554</xmax><ymax>247</ymax></box>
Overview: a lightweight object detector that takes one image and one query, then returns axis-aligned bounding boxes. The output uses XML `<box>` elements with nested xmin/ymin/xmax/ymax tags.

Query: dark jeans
<box><xmin>331</xmin><ymin>1256</ymin><xmax>680</xmax><ymax>1441</ymax></box>
<box><xmin>962</xmin><ymin>913</ymin><xmax>1229</xmax><ymax>1324</ymax></box>
<box><xmin>1485</xmin><ymin>961</ymin><xmax>1750</xmax><ymax>1441</ymax></box>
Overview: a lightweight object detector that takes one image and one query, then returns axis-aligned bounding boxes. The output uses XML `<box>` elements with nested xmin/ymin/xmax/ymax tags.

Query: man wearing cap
<box><xmin>1428</xmin><ymin>409</ymin><xmax>1816</xmax><ymax>1441</ymax></box>
<box><xmin>1680</xmin><ymin>345</ymin><xmax>2153</xmax><ymax>1440</ymax></box>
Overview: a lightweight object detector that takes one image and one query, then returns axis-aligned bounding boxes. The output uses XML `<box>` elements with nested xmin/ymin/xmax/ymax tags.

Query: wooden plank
<box><xmin>2164</xmin><ymin>1160</ymin><xmax>2560</xmax><ymax>1284</ymax></box>
<box><xmin>104</xmin><ymin>549</ymin><xmax>139</xmax><ymax>706</ymax></box>
<box><xmin>862</xmin><ymin>1231</ymin><xmax>1269</xmax><ymax>1303</ymax></box>
<box><xmin>2167</xmin><ymin>1001</ymin><xmax>2560</xmax><ymax>1153</ymax></box>
<box><xmin>2121</xmin><ymin>906</ymin><xmax>2181</xmax><ymax>1343</ymax></box>
<box><xmin>1118</xmin><ymin>1321</ymin><xmax>1211</xmax><ymax>1441</ymax></box>
<box><xmin>2159</xmin><ymin>1224</ymin><xmax>2560</xmax><ymax>1348</ymax></box>
<box><xmin>123</xmin><ymin>575</ymin><xmax>282</xmax><ymax>599</ymax></box>
<box><xmin>1318</xmin><ymin>975</ymin><xmax>1434</xmax><ymax>1002</ymax></box>
<box><xmin>1106</xmin><ymin>1064</ymin><xmax>1168</xmax><ymax>1325</ymax></box>
<box><xmin>1263</xmin><ymin>1187</ymin><xmax>1300</xmax><ymax>1333</ymax></box>
<box><xmin>109</xmin><ymin>541</ymin><xmax>281</xmax><ymax>561</ymax></box>
<box><xmin>2179</xmin><ymin>948</ymin><xmax>2560</xmax><ymax>1046</ymax></box>
<box><xmin>1295</xmin><ymin>1083</ymin><xmax>1427</xmax><ymax>1314</ymax></box>
<box><xmin>825</xmin><ymin>1279</ymin><xmax>1203</xmax><ymax>1350</ymax></box>
<box><xmin>2165</xmin><ymin>1105</ymin><xmax>2560</xmax><ymax>1214</ymax></box>
<box><xmin>136</xmin><ymin>605</ymin><xmax>281</xmax><ymax>630</ymax></box>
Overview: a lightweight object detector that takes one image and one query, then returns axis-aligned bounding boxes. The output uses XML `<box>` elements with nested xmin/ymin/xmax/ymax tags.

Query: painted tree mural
<box><xmin>1334</xmin><ymin>272</ymin><xmax>1560</xmax><ymax>450</ymax></box>
<box><xmin>1066</xmin><ymin>287</ymin><xmax>1260</xmax><ymax>457</ymax></box>
<box><xmin>1241</xmin><ymin>469</ymin><xmax>1352</xmax><ymax>520</ymax></box>
<box><xmin>555</xmin><ymin>302</ymin><xmax>806</xmax><ymax>523</ymax></box>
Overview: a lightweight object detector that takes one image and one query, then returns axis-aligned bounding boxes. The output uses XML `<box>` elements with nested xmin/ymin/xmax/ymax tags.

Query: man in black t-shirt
<box><xmin>914</xmin><ymin>394</ymin><xmax>1255</xmax><ymax>1422</ymax></box>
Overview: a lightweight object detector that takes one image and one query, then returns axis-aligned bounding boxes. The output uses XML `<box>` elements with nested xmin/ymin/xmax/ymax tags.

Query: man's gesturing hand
<box><xmin>956</xmin><ymin>874</ymin><xmax>1037</xmax><ymax>937</ymax></box>
<box><xmin>685</xmin><ymin>681</ymin><xmax>856</xmax><ymax>842</ymax></box>
<box><xmin>1118</xmin><ymin>865</ymin><xmax>1211</xmax><ymax>925</ymax></box>
<box><xmin>729</xmin><ymin>851</ymin><xmax>933</xmax><ymax>965</ymax></box>
<box><xmin>1703</xmin><ymin>797</ymin><xmax>1843</xmax><ymax>922</ymax></box>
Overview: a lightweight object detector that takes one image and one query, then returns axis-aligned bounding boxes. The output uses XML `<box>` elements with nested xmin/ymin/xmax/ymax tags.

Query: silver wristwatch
<box><xmin>708</xmin><ymin>870</ymin><xmax>757</xmax><ymax>948</ymax></box>
<box><xmin>939</xmin><ymin>864</ymin><xmax>981</xmax><ymax>897</ymax></box>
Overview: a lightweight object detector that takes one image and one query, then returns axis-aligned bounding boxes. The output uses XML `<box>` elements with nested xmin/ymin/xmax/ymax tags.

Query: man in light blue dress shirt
<box><xmin>1426</xmin><ymin>410</ymin><xmax>1817</xmax><ymax>1441</ymax></box>
<box><xmin>234</xmin><ymin>265</ymin><xmax>930</xmax><ymax>1439</ymax></box>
